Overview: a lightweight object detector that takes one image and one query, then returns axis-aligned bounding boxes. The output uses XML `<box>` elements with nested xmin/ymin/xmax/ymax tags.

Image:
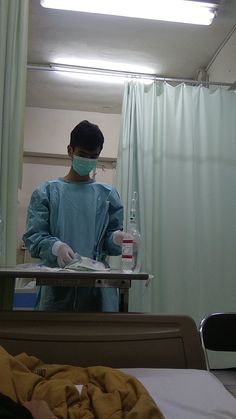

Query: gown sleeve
<box><xmin>22</xmin><ymin>185</ymin><xmax>60</xmax><ymax>265</ymax></box>
<box><xmin>102</xmin><ymin>187</ymin><xmax>124</xmax><ymax>256</ymax></box>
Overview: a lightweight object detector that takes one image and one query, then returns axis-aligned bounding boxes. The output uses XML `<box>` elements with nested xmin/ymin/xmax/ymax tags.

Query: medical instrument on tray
<box><xmin>65</xmin><ymin>253</ymin><xmax>110</xmax><ymax>271</ymax></box>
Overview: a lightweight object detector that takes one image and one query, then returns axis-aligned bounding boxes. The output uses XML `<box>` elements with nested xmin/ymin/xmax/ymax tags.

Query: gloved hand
<box><xmin>113</xmin><ymin>230</ymin><xmax>139</xmax><ymax>251</ymax></box>
<box><xmin>112</xmin><ymin>230</ymin><xmax>127</xmax><ymax>246</ymax></box>
<box><xmin>52</xmin><ymin>241</ymin><xmax>75</xmax><ymax>268</ymax></box>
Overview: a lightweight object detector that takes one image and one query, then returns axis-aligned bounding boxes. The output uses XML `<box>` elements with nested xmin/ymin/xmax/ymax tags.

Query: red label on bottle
<box><xmin>122</xmin><ymin>239</ymin><xmax>134</xmax><ymax>259</ymax></box>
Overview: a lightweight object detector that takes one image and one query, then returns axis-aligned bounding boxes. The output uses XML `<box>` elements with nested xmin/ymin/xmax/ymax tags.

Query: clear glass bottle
<box><xmin>121</xmin><ymin>234</ymin><xmax>134</xmax><ymax>272</ymax></box>
<box><xmin>121</xmin><ymin>192</ymin><xmax>142</xmax><ymax>273</ymax></box>
<box><xmin>128</xmin><ymin>218</ymin><xmax>142</xmax><ymax>273</ymax></box>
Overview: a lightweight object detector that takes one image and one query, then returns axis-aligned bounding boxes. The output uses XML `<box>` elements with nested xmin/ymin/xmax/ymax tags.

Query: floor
<box><xmin>212</xmin><ymin>369</ymin><xmax>236</xmax><ymax>398</ymax></box>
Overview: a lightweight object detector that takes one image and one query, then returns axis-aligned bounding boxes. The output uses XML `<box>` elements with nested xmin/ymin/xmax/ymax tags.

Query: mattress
<box><xmin>120</xmin><ymin>368</ymin><xmax>236</xmax><ymax>419</ymax></box>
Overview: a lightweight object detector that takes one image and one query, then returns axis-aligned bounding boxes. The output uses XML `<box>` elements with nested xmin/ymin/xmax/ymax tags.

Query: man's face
<box><xmin>68</xmin><ymin>145</ymin><xmax>101</xmax><ymax>159</ymax></box>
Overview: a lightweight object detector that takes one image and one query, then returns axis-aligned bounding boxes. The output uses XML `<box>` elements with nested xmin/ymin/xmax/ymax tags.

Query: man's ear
<box><xmin>67</xmin><ymin>145</ymin><xmax>73</xmax><ymax>158</ymax></box>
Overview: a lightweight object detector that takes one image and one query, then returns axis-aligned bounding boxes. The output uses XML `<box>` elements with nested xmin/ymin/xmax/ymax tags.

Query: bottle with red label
<box><xmin>121</xmin><ymin>234</ymin><xmax>134</xmax><ymax>272</ymax></box>
<box><xmin>121</xmin><ymin>192</ymin><xmax>142</xmax><ymax>273</ymax></box>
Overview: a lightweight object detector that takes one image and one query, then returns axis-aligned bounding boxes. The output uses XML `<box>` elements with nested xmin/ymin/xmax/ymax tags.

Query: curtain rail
<box><xmin>27</xmin><ymin>63</ymin><xmax>234</xmax><ymax>88</ymax></box>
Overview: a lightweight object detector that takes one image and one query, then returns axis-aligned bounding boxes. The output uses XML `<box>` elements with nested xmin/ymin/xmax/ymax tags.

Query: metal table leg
<box><xmin>119</xmin><ymin>288</ymin><xmax>129</xmax><ymax>312</ymax></box>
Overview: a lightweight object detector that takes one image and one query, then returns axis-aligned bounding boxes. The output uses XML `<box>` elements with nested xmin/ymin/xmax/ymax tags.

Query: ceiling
<box><xmin>27</xmin><ymin>0</ymin><xmax>236</xmax><ymax>114</ymax></box>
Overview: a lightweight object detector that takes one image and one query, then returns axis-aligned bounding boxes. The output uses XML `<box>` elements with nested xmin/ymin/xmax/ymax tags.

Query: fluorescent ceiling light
<box><xmin>52</xmin><ymin>69</ymin><xmax>153</xmax><ymax>85</ymax></box>
<box><xmin>51</xmin><ymin>64</ymin><xmax>155</xmax><ymax>83</ymax></box>
<box><xmin>40</xmin><ymin>0</ymin><xmax>217</xmax><ymax>25</ymax></box>
<box><xmin>54</xmin><ymin>57</ymin><xmax>155</xmax><ymax>75</ymax></box>
<box><xmin>51</xmin><ymin>64</ymin><xmax>129</xmax><ymax>84</ymax></box>
<box><xmin>27</xmin><ymin>63</ymin><xmax>155</xmax><ymax>84</ymax></box>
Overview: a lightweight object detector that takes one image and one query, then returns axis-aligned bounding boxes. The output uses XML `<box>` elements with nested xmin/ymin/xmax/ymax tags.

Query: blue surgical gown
<box><xmin>23</xmin><ymin>178</ymin><xmax>123</xmax><ymax>312</ymax></box>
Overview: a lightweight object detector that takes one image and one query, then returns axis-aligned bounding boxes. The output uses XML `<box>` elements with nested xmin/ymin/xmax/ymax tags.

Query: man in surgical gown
<box><xmin>23</xmin><ymin>120</ymin><xmax>125</xmax><ymax>312</ymax></box>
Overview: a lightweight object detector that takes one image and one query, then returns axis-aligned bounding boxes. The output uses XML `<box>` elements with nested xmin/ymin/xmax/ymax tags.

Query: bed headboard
<box><xmin>0</xmin><ymin>312</ymin><xmax>206</xmax><ymax>369</ymax></box>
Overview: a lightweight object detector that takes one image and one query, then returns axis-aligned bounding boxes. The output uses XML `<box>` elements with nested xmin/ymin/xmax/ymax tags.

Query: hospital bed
<box><xmin>0</xmin><ymin>312</ymin><xmax>235</xmax><ymax>419</ymax></box>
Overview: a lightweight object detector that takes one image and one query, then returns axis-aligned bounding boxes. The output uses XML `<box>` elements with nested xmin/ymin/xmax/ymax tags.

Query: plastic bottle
<box><xmin>121</xmin><ymin>192</ymin><xmax>142</xmax><ymax>273</ymax></box>
<box><xmin>121</xmin><ymin>234</ymin><xmax>134</xmax><ymax>272</ymax></box>
<box><xmin>128</xmin><ymin>217</ymin><xmax>142</xmax><ymax>273</ymax></box>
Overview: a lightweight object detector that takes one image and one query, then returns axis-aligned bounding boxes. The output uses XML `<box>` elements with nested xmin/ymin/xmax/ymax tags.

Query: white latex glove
<box><xmin>112</xmin><ymin>230</ymin><xmax>127</xmax><ymax>246</ymax></box>
<box><xmin>52</xmin><ymin>241</ymin><xmax>75</xmax><ymax>268</ymax></box>
<box><xmin>113</xmin><ymin>231</ymin><xmax>139</xmax><ymax>252</ymax></box>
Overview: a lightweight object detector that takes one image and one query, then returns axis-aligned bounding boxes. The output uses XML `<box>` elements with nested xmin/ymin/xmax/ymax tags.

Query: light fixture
<box><xmin>50</xmin><ymin>64</ymin><xmax>128</xmax><ymax>84</ymax></box>
<box><xmin>53</xmin><ymin>57</ymin><xmax>155</xmax><ymax>76</ymax></box>
<box><xmin>27</xmin><ymin>63</ymin><xmax>155</xmax><ymax>84</ymax></box>
<box><xmin>40</xmin><ymin>0</ymin><xmax>217</xmax><ymax>25</ymax></box>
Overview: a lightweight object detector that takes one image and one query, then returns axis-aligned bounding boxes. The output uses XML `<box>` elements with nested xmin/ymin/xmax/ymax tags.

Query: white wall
<box><xmin>208</xmin><ymin>30</ymin><xmax>236</xmax><ymax>83</ymax></box>
<box><xmin>17</xmin><ymin>107</ymin><xmax>121</xmax><ymax>248</ymax></box>
<box><xmin>24</xmin><ymin>107</ymin><xmax>121</xmax><ymax>157</ymax></box>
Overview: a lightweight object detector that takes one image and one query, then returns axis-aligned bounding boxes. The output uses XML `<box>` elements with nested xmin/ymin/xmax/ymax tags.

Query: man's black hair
<box><xmin>70</xmin><ymin>120</ymin><xmax>104</xmax><ymax>151</ymax></box>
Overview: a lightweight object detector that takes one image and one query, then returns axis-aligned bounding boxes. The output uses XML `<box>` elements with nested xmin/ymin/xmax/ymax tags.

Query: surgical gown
<box><xmin>23</xmin><ymin>178</ymin><xmax>123</xmax><ymax>312</ymax></box>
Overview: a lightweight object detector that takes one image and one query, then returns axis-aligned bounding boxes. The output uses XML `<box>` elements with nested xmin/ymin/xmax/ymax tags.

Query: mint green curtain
<box><xmin>0</xmin><ymin>0</ymin><xmax>29</xmax><ymax>308</ymax></box>
<box><xmin>117</xmin><ymin>81</ymin><xmax>236</xmax><ymax>327</ymax></box>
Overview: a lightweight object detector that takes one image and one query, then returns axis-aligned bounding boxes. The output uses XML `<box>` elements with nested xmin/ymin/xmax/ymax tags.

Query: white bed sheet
<box><xmin>120</xmin><ymin>368</ymin><xmax>236</xmax><ymax>419</ymax></box>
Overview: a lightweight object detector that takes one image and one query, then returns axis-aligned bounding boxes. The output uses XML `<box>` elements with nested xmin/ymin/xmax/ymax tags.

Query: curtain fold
<box><xmin>116</xmin><ymin>81</ymin><xmax>236</xmax><ymax>325</ymax></box>
<box><xmin>0</xmin><ymin>0</ymin><xmax>29</xmax><ymax>307</ymax></box>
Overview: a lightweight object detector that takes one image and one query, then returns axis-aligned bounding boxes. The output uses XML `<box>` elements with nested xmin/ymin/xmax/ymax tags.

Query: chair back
<box><xmin>200</xmin><ymin>313</ymin><xmax>236</xmax><ymax>351</ymax></box>
<box><xmin>199</xmin><ymin>312</ymin><xmax>236</xmax><ymax>370</ymax></box>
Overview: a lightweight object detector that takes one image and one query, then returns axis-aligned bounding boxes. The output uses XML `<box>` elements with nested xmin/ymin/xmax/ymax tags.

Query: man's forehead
<box><xmin>74</xmin><ymin>146</ymin><xmax>101</xmax><ymax>154</ymax></box>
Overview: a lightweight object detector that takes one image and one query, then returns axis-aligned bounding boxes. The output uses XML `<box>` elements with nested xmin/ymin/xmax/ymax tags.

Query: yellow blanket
<box><xmin>0</xmin><ymin>345</ymin><xmax>164</xmax><ymax>418</ymax></box>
